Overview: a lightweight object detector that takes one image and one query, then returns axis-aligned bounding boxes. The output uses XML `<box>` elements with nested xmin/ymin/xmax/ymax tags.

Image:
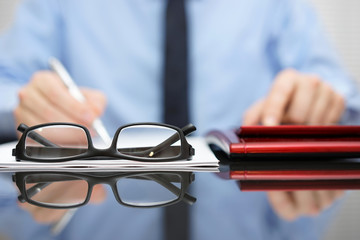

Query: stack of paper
<box><xmin>0</xmin><ymin>137</ymin><xmax>219</xmax><ymax>172</ymax></box>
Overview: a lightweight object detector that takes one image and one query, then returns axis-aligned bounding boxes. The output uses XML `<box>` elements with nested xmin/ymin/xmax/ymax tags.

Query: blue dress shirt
<box><xmin>0</xmin><ymin>0</ymin><xmax>359</xmax><ymax>239</ymax></box>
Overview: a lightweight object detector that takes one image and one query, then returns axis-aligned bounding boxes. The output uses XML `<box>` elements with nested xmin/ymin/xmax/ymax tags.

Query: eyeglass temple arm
<box><xmin>17</xmin><ymin>123</ymin><xmax>59</xmax><ymax>147</ymax></box>
<box><xmin>128</xmin><ymin>124</ymin><xmax>196</xmax><ymax>158</ymax></box>
<box><xmin>17</xmin><ymin>182</ymin><xmax>51</xmax><ymax>203</ymax></box>
<box><xmin>17</xmin><ymin>176</ymin><xmax>81</xmax><ymax>203</ymax></box>
<box><xmin>17</xmin><ymin>175</ymin><xmax>77</xmax><ymax>202</ymax></box>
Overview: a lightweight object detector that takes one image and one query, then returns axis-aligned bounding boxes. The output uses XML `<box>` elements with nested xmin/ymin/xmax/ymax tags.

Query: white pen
<box><xmin>51</xmin><ymin>208</ymin><xmax>77</xmax><ymax>235</ymax></box>
<box><xmin>49</xmin><ymin>57</ymin><xmax>112</xmax><ymax>145</ymax></box>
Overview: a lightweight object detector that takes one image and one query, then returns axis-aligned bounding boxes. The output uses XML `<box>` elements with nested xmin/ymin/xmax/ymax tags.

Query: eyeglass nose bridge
<box><xmin>88</xmin><ymin>140</ymin><xmax>185</xmax><ymax>160</ymax></box>
<box><xmin>85</xmin><ymin>146</ymin><xmax>119</xmax><ymax>158</ymax></box>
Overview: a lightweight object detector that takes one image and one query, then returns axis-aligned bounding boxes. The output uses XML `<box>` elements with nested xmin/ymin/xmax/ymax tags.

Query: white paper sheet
<box><xmin>0</xmin><ymin>137</ymin><xmax>219</xmax><ymax>172</ymax></box>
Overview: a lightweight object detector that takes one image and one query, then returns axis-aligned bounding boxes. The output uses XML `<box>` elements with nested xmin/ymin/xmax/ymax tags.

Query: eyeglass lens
<box><xmin>116</xmin><ymin>173</ymin><xmax>182</xmax><ymax>206</ymax></box>
<box><xmin>24</xmin><ymin>125</ymin><xmax>88</xmax><ymax>160</ymax></box>
<box><xmin>116</xmin><ymin>125</ymin><xmax>182</xmax><ymax>159</ymax></box>
<box><xmin>24</xmin><ymin>174</ymin><xmax>88</xmax><ymax>207</ymax></box>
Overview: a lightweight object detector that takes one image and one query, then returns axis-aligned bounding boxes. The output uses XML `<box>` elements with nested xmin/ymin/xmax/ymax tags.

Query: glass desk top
<box><xmin>1</xmin><ymin>139</ymin><xmax>360</xmax><ymax>240</ymax></box>
<box><xmin>0</xmin><ymin>160</ymin><xmax>359</xmax><ymax>240</ymax></box>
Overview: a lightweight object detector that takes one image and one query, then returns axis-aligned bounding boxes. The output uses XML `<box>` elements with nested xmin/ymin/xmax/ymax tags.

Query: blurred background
<box><xmin>1</xmin><ymin>0</ymin><xmax>360</xmax><ymax>86</ymax></box>
<box><xmin>0</xmin><ymin>0</ymin><xmax>360</xmax><ymax>239</ymax></box>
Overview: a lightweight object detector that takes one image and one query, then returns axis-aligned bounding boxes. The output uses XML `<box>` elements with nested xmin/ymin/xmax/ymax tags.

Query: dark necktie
<box><xmin>163</xmin><ymin>0</ymin><xmax>190</xmax><ymax>240</ymax></box>
<box><xmin>163</xmin><ymin>0</ymin><xmax>189</xmax><ymax>127</ymax></box>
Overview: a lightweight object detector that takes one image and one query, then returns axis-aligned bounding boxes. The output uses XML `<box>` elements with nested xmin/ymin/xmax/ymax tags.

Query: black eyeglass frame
<box><xmin>13</xmin><ymin>171</ymin><xmax>196</xmax><ymax>209</ymax></box>
<box><xmin>14</xmin><ymin>122</ymin><xmax>196</xmax><ymax>162</ymax></box>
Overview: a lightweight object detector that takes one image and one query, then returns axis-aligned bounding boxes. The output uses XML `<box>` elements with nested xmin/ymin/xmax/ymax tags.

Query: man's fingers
<box><xmin>292</xmin><ymin>191</ymin><xmax>320</xmax><ymax>216</ymax></box>
<box><xmin>18</xmin><ymin>183</ymin><xmax>107</xmax><ymax>224</ymax></box>
<box><xmin>306</xmin><ymin>82</ymin><xmax>335</xmax><ymax>125</ymax></box>
<box><xmin>324</xmin><ymin>94</ymin><xmax>345</xmax><ymax>124</ymax></box>
<box><xmin>283</xmin><ymin>76</ymin><xmax>319</xmax><ymax>124</ymax></box>
<box><xmin>261</xmin><ymin>70</ymin><xmax>298</xmax><ymax>126</ymax></box>
<box><xmin>18</xmin><ymin>85</ymin><xmax>75</xmax><ymax>124</ymax></box>
<box><xmin>81</xmin><ymin>88</ymin><xmax>107</xmax><ymax>117</ymax></box>
<box><xmin>16</xmin><ymin>71</ymin><xmax>108</xmax><ymax>128</ymax></box>
<box><xmin>31</xmin><ymin>72</ymin><xmax>96</xmax><ymax>125</ymax></box>
<box><xmin>242</xmin><ymin>99</ymin><xmax>265</xmax><ymax>126</ymax></box>
<box><xmin>315</xmin><ymin>191</ymin><xmax>339</xmax><ymax>211</ymax></box>
<box><xmin>258</xmin><ymin>69</ymin><xmax>345</xmax><ymax>125</ymax></box>
<box><xmin>19</xmin><ymin>203</ymin><xmax>68</xmax><ymax>224</ymax></box>
<box><xmin>269</xmin><ymin>190</ymin><xmax>345</xmax><ymax>221</ymax></box>
<box><xmin>267</xmin><ymin>191</ymin><xmax>297</xmax><ymax>221</ymax></box>
<box><xmin>14</xmin><ymin>105</ymin><xmax>45</xmax><ymax>130</ymax></box>
<box><xmin>334</xmin><ymin>190</ymin><xmax>345</xmax><ymax>199</ymax></box>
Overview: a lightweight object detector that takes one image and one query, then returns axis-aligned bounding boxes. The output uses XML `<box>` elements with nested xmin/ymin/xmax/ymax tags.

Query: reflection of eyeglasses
<box><xmin>13</xmin><ymin>171</ymin><xmax>196</xmax><ymax>208</ymax></box>
<box><xmin>13</xmin><ymin>122</ymin><xmax>196</xmax><ymax>162</ymax></box>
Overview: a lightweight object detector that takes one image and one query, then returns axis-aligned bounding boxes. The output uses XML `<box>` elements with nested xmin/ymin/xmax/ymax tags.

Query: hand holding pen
<box><xmin>14</xmin><ymin>59</ymin><xmax>110</xmax><ymax>232</ymax></box>
<box><xmin>49</xmin><ymin>57</ymin><xmax>111</xmax><ymax>144</ymax></box>
<box><xmin>14</xmin><ymin>58</ymin><xmax>111</xmax><ymax>144</ymax></box>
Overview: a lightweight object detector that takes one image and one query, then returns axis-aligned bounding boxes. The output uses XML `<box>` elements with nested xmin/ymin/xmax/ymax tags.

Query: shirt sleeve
<box><xmin>269</xmin><ymin>0</ymin><xmax>360</xmax><ymax>124</ymax></box>
<box><xmin>0</xmin><ymin>0</ymin><xmax>62</xmax><ymax>140</ymax></box>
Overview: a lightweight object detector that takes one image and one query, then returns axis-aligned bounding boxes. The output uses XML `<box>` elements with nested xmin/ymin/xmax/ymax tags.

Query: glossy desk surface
<box><xmin>0</xmin><ymin>160</ymin><xmax>359</xmax><ymax>240</ymax></box>
<box><xmin>1</xmin><ymin>140</ymin><xmax>360</xmax><ymax>240</ymax></box>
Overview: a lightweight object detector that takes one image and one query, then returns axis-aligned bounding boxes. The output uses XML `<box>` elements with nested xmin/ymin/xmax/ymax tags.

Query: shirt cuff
<box><xmin>0</xmin><ymin>110</ymin><xmax>17</xmax><ymax>143</ymax></box>
<box><xmin>0</xmin><ymin>80</ymin><xmax>20</xmax><ymax>143</ymax></box>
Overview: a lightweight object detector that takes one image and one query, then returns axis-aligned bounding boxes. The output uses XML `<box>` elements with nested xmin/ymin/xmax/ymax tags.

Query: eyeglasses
<box><xmin>13</xmin><ymin>171</ymin><xmax>196</xmax><ymax>208</ymax></box>
<box><xmin>13</xmin><ymin>122</ymin><xmax>196</xmax><ymax>162</ymax></box>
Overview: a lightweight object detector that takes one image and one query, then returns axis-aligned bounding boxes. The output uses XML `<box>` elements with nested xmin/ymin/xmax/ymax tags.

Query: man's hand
<box><xmin>243</xmin><ymin>69</ymin><xmax>345</xmax><ymax>126</ymax></box>
<box><xmin>19</xmin><ymin>184</ymin><xmax>106</xmax><ymax>224</ymax></box>
<box><xmin>267</xmin><ymin>190</ymin><xmax>344</xmax><ymax>221</ymax></box>
<box><xmin>14</xmin><ymin>71</ymin><xmax>106</xmax><ymax>129</ymax></box>
<box><xmin>243</xmin><ymin>69</ymin><xmax>346</xmax><ymax>220</ymax></box>
<box><xmin>14</xmin><ymin>71</ymin><xmax>108</xmax><ymax>224</ymax></box>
